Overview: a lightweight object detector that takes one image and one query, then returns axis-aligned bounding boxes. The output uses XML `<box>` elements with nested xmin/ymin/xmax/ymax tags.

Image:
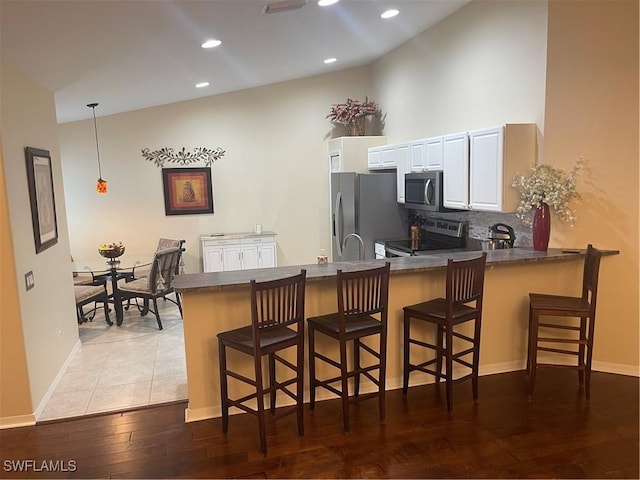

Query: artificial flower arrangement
<box><xmin>326</xmin><ymin>97</ymin><xmax>379</xmax><ymax>135</ymax></box>
<box><xmin>512</xmin><ymin>157</ymin><xmax>585</xmax><ymax>226</ymax></box>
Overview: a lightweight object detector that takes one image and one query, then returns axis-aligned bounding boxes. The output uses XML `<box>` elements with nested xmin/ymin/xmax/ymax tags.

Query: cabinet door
<box><xmin>381</xmin><ymin>145</ymin><xmax>397</xmax><ymax>168</ymax></box>
<box><xmin>443</xmin><ymin>132</ymin><xmax>469</xmax><ymax>210</ymax></box>
<box><xmin>222</xmin><ymin>246</ymin><xmax>242</xmax><ymax>272</ymax></box>
<box><xmin>241</xmin><ymin>245</ymin><xmax>259</xmax><ymax>270</ymax></box>
<box><xmin>410</xmin><ymin>140</ymin><xmax>426</xmax><ymax>171</ymax></box>
<box><xmin>367</xmin><ymin>147</ymin><xmax>382</xmax><ymax>169</ymax></box>
<box><xmin>258</xmin><ymin>244</ymin><xmax>276</xmax><ymax>268</ymax></box>
<box><xmin>396</xmin><ymin>143</ymin><xmax>410</xmax><ymax>203</ymax></box>
<box><xmin>203</xmin><ymin>246</ymin><xmax>224</xmax><ymax>272</ymax></box>
<box><xmin>425</xmin><ymin>136</ymin><xmax>444</xmax><ymax>170</ymax></box>
<box><xmin>469</xmin><ymin>126</ymin><xmax>504</xmax><ymax>212</ymax></box>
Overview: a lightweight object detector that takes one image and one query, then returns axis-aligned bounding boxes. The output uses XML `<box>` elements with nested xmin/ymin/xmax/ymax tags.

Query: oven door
<box><xmin>385</xmin><ymin>245</ymin><xmax>414</xmax><ymax>257</ymax></box>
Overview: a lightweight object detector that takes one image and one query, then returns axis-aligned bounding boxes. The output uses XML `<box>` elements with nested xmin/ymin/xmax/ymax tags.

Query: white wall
<box><xmin>59</xmin><ymin>67</ymin><xmax>374</xmax><ymax>273</ymax></box>
<box><xmin>371</xmin><ymin>0</ymin><xmax>547</xmax><ymax>142</ymax></box>
<box><xmin>1</xmin><ymin>63</ymin><xmax>78</xmax><ymax>413</ymax></box>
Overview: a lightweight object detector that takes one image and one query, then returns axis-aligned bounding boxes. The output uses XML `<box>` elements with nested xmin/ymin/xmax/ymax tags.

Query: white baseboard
<box><xmin>0</xmin><ymin>414</ymin><xmax>36</xmax><ymax>429</ymax></box>
<box><xmin>593</xmin><ymin>361</ymin><xmax>640</xmax><ymax>377</ymax></box>
<box><xmin>33</xmin><ymin>339</ymin><xmax>82</xmax><ymax>421</ymax></box>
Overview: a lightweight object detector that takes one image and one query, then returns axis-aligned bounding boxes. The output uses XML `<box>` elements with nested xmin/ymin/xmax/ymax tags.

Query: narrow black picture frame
<box><xmin>25</xmin><ymin>146</ymin><xmax>58</xmax><ymax>253</ymax></box>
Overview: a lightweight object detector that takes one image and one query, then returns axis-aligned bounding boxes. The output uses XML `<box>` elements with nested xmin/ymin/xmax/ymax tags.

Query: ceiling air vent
<box><xmin>262</xmin><ymin>0</ymin><xmax>307</xmax><ymax>14</ymax></box>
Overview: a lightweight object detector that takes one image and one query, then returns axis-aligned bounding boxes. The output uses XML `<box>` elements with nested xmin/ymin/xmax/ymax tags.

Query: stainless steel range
<box><xmin>384</xmin><ymin>218</ymin><xmax>467</xmax><ymax>257</ymax></box>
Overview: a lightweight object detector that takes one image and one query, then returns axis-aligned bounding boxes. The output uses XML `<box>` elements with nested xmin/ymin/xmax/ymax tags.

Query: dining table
<box><xmin>72</xmin><ymin>254</ymin><xmax>153</xmax><ymax>326</ymax></box>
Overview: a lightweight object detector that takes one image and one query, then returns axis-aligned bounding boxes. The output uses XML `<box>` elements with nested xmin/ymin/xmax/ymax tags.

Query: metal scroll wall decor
<box><xmin>141</xmin><ymin>147</ymin><xmax>226</xmax><ymax>167</ymax></box>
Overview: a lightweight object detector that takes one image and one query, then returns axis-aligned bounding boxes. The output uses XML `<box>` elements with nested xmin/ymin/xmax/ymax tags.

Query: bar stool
<box><xmin>527</xmin><ymin>244</ymin><xmax>603</xmax><ymax>400</ymax></box>
<box><xmin>217</xmin><ymin>270</ymin><xmax>306</xmax><ymax>455</ymax></box>
<box><xmin>402</xmin><ymin>253</ymin><xmax>487</xmax><ymax>413</ymax></box>
<box><xmin>307</xmin><ymin>262</ymin><xmax>390</xmax><ymax>432</ymax></box>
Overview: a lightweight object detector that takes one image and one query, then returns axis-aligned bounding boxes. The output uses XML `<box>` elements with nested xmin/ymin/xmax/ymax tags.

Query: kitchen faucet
<box><xmin>342</xmin><ymin>233</ymin><xmax>365</xmax><ymax>260</ymax></box>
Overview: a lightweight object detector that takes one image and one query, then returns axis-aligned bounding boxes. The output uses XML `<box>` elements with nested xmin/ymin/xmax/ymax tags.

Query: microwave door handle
<box><xmin>334</xmin><ymin>192</ymin><xmax>343</xmax><ymax>256</ymax></box>
<box><xmin>424</xmin><ymin>178</ymin><xmax>433</xmax><ymax>205</ymax></box>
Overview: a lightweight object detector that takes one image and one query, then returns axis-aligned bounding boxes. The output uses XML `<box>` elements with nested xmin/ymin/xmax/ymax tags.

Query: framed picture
<box><xmin>162</xmin><ymin>167</ymin><xmax>214</xmax><ymax>215</ymax></box>
<box><xmin>25</xmin><ymin>147</ymin><xmax>58</xmax><ymax>253</ymax></box>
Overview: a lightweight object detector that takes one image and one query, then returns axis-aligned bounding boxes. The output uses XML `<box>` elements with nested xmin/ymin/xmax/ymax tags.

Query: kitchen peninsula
<box><xmin>174</xmin><ymin>248</ymin><xmax>618</xmax><ymax>423</ymax></box>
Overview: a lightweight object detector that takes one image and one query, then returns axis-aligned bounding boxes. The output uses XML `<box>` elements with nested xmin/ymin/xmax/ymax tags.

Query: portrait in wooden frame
<box><xmin>162</xmin><ymin>167</ymin><xmax>214</xmax><ymax>215</ymax></box>
<box><xmin>25</xmin><ymin>147</ymin><xmax>58</xmax><ymax>253</ymax></box>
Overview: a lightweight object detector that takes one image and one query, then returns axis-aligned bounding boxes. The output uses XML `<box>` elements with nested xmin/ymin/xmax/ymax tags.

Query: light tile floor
<box><xmin>39</xmin><ymin>297</ymin><xmax>187</xmax><ymax>421</ymax></box>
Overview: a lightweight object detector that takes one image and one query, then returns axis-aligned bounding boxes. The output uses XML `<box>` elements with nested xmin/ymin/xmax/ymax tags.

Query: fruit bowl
<box><xmin>98</xmin><ymin>242</ymin><xmax>125</xmax><ymax>258</ymax></box>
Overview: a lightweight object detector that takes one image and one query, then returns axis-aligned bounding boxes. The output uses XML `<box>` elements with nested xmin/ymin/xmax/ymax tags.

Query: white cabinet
<box><xmin>396</xmin><ymin>143</ymin><xmax>410</xmax><ymax>203</ymax></box>
<box><xmin>442</xmin><ymin>131</ymin><xmax>470</xmax><ymax>210</ymax></box>
<box><xmin>410</xmin><ymin>139</ymin><xmax>426</xmax><ymax>171</ymax></box>
<box><xmin>201</xmin><ymin>234</ymin><xmax>277</xmax><ymax>272</ymax></box>
<box><xmin>368</xmin><ymin>144</ymin><xmax>398</xmax><ymax>170</ymax></box>
<box><xmin>425</xmin><ymin>136</ymin><xmax>444</xmax><ymax>170</ymax></box>
<box><xmin>328</xmin><ymin>136</ymin><xmax>387</xmax><ymax>173</ymax></box>
<box><xmin>469</xmin><ymin>124</ymin><xmax>536</xmax><ymax>212</ymax></box>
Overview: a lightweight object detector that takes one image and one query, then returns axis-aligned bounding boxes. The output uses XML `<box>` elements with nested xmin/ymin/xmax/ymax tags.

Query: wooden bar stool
<box><xmin>527</xmin><ymin>244</ymin><xmax>603</xmax><ymax>400</ymax></box>
<box><xmin>307</xmin><ymin>262</ymin><xmax>390</xmax><ymax>432</ymax></box>
<box><xmin>217</xmin><ymin>270</ymin><xmax>306</xmax><ymax>455</ymax></box>
<box><xmin>402</xmin><ymin>253</ymin><xmax>487</xmax><ymax>413</ymax></box>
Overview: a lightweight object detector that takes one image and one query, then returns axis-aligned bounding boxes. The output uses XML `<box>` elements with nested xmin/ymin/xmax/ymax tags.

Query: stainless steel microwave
<box><xmin>404</xmin><ymin>171</ymin><xmax>448</xmax><ymax>212</ymax></box>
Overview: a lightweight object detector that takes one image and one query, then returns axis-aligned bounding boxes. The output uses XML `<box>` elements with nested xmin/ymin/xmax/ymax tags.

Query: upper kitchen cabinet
<box><xmin>409</xmin><ymin>139</ymin><xmax>426</xmax><ymax>171</ymax></box>
<box><xmin>328</xmin><ymin>136</ymin><xmax>387</xmax><ymax>173</ymax></box>
<box><xmin>396</xmin><ymin>143</ymin><xmax>410</xmax><ymax>203</ymax></box>
<box><xmin>368</xmin><ymin>144</ymin><xmax>398</xmax><ymax>170</ymax></box>
<box><xmin>469</xmin><ymin>124</ymin><xmax>536</xmax><ymax>212</ymax></box>
<box><xmin>425</xmin><ymin>136</ymin><xmax>444</xmax><ymax>170</ymax></box>
<box><xmin>442</xmin><ymin>131</ymin><xmax>470</xmax><ymax>210</ymax></box>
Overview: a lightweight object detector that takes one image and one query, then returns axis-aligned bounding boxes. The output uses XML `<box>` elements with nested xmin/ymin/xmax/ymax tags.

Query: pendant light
<box><xmin>87</xmin><ymin>102</ymin><xmax>107</xmax><ymax>194</ymax></box>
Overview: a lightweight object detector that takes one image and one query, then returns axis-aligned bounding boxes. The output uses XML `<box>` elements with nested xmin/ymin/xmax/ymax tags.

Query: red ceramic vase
<box><xmin>532</xmin><ymin>202</ymin><xmax>551</xmax><ymax>251</ymax></box>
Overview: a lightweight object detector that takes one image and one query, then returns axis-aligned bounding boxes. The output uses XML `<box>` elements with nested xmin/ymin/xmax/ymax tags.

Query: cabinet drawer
<box><xmin>202</xmin><ymin>238</ymin><xmax>239</xmax><ymax>247</ymax></box>
<box><xmin>241</xmin><ymin>236</ymin><xmax>275</xmax><ymax>245</ymax></box>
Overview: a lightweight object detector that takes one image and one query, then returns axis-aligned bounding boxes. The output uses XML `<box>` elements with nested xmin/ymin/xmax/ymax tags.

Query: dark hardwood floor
<box><xmin>1</xmin><ymin>370</ymin><xmax>638</xmax><ymax>479</ymax></box>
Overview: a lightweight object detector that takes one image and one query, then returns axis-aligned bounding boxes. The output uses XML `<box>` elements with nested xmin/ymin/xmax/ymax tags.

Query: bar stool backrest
<box><xmin>250</xmin><ymin>270</ymin><xmax>307</xmax><ymax>346</ymax></box>
<box><xmin>446</xmin><ymin>253</ymin><xmax>487</xmax><ymax>315</ymax></box>
<box><xmin>582</xmin><ymin>244</ymin><xmax>603</xmax><ymax>313</ymax></box>
<box><xmin>337</xmin><ymin>263</ymin><xmax>391</xmax><ymax>332</ymax></box>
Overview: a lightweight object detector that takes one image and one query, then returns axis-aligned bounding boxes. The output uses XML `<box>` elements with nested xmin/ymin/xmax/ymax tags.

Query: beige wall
<box><xmin>0</xmin><ymin>143</ymin><xmax>33</xmax><ymax>424</ymax></box>
<box><xmin>0</xmin><ymin>64</ymin><xmax>78</xmax><ymax>421</ymax></box>
<box><xmin>542</xmin><ymin>0</ymin><xmax>639</xmax><ymax>368</ymax></box>
<box><xmin>58</xmin><ymin>67</ymin><xmax>374</xmax><ymax>273</ymax></box>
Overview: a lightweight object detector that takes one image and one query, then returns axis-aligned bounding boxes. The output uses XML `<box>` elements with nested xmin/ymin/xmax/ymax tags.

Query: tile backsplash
<box><xmin>408</xmin><ymin>209</ymin><xmax>533</xmax><ymax>248</ymax></box>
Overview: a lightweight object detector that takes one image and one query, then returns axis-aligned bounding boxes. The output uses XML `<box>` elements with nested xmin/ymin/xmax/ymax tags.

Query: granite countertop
<box><xmin>174</xmin><ymin>247</ymin><xmax>619</xmax><ymax>292</ymax></box>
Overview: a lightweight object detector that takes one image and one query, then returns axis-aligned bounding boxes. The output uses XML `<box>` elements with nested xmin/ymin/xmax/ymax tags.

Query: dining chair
<box><xmin>117</xmin><ymin>247</ymin><xmax>183</xmax><ymax>330</ymax></box>
<box><xmin>526</xmin><ymin>244</ymin><xmax>603</xmax><ymax>400</ymax></box>
<box><xmin>307</xmin><ymin>262</ymin><xmax>391</xmax><ymax>432</ymax></box>
<box><xmin>75</xmin><ymin>282</ymin><xmax>112</xmax><ymax>325</ymax></box>
<box><xmin>217</xmin><ymin>270</ymin><xmax>307</xmax><ymax>455</ymax></box>
<box><xmin>402</xmin><ymin>253</ymin><xmax>487</xmax><ymax>413</ymax></box>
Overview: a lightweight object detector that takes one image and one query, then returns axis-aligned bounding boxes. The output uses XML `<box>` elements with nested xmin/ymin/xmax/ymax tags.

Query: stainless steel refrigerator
<box><xmin>331</xmin><ymin>172</ymin><xmax>407</xmax><ymax>261</ymax></box>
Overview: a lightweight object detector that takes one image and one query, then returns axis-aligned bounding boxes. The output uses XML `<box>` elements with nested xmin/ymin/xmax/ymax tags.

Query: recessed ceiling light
<box><xmin>318</xmin><ymin>0</ymin><xmax>339</xmax><ymax>6</ymax></box>
<box><xmin>201</xmin><ymin>39</ymin><xmax>222</xmax><ymax>49</ymax></box>
<box><xmin>324</xmin><ymin>57</ymin><xmax>337</xmax><ymax>64</ymax></box>
<box><xmin>195</xmin><ymin>82</ymin><xmax>210</xmax><ymax>88</ymax></box>
<box><xmin>380</xmin><ymin>9</ymin><xmax>399</xmax><ymax>19</ymax></box>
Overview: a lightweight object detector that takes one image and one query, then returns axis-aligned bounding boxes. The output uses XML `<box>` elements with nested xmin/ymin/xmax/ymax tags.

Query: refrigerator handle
<box><xmin>334</xmin><ymin>192</ymin><xmax>342</xmax><ymax>256</ymax></box>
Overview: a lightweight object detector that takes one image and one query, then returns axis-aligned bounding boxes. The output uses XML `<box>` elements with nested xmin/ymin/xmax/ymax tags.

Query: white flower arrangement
<box><xmin>512</xmin><ymin>157</ymin><xmax>585</xmax><ymax>226</ymax></box>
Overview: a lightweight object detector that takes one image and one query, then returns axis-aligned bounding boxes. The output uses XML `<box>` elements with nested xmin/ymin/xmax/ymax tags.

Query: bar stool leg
<box><xmin>402</xmin><ymin>312</ymin><xmax>411</xmax><ymax>395</ymax></box>
<box><xmin>379</xmin><ymin>328</ymin><xmax>387</xmax><ymax>422</ymax></box>
<box><xmin>585</xmin><ymin>316</ymin><xmax>596</xmax><ymax>402</ymax></box>
<box><xmin>309</xmin><ymin>327</ymin><xmax>316</xmax><ymax>410</ymax></box>
<box><xmin>269</xmin><ymin>353</ymin><xmax>276</xmax><ymax>414</ymax></box>
<box><xmin>254</xmin><ymin>353</ymin><xmax>267</xmax><ymax>454</ymax></box>
<box><xmin>354</xmin><ymin>339</ymin><xmax>361</xmax><ymax>398</ymax></box>
<box><xmin>472</xmin><ymin>317</ymin><xmax>482</xmax><ymax>402</ymax></box>
<box><xmin>339</xmin><ymin>339</ymin><xmax>350</xmax><ymax>432</ymax></box>
<box><xmin>445</xmin><ymin>325</ymin><xmax>454</xmax><ymax>413</ymax></box>
<box><xmin>218</xmin><ymin>339</ymin><xmax>229</xmax><ymax>434</ymax></box>
<box><xmin>296</xmin><ymin>336</ymin><xmax>305</xmax><ymax>436</ymax></box>
<box><xmin>578</xmin><ymin>317</ymin><xmax>587</xmax><ymax>389</ymax></box>
<box><xmin>436</xmin><ymin>324</ymin><xmax>444</xmax><ymax>384</ymax></box>
<box><xmin>528</xmin><ymin>312</ymin><xmax>540</xmax><ymax>400</ymax></box>
<box><xmin>526</xmin><ymin>304</ymin><xmax>533</xmax><ymax>378</ymax></box>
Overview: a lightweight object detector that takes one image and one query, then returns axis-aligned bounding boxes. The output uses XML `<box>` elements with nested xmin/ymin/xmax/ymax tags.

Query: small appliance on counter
<box><xmin>486</xmin><ymin>223</ymin><xmax>516</xmax><ymax>249</ymax></box>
